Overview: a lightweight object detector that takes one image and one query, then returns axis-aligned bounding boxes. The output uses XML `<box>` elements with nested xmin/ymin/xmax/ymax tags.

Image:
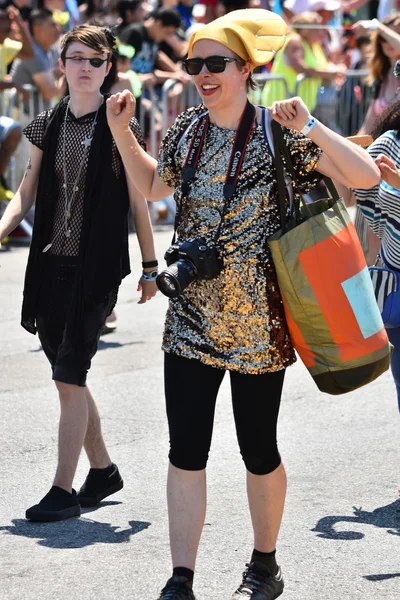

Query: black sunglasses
<box><xmin>183</xmin><ymin>56</ymin><xmax>238</xmax><ymax>75</ymax></box>
<box><xmin>65</xmin><ymin>56</ymin><xmax>109</xmax><ymax>68</ymax></box>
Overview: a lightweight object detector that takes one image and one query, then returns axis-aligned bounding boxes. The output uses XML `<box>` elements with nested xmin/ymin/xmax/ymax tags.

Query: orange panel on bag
<box><xmin>298</xmin><ymin>222</ymin><xmax>387</xmax><ymax>362</ymax></box>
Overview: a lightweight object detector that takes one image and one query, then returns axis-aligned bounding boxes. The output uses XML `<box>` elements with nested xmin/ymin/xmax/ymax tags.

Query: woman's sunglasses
<box><xmin>183</xmin><ymin>56</ymin><xmax>238</xmax><ymax>75</ymax></box>
<box><xmin>65</xmin><ymin>56</ymin><xmax>109</xmax><ymax>68</ymax></box>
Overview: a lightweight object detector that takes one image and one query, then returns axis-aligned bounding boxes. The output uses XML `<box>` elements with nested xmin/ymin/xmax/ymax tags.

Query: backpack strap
<box><xmin>256</xmin><ymin>105</ymin><xmax>294</xmax><ymax>211</ymax></box>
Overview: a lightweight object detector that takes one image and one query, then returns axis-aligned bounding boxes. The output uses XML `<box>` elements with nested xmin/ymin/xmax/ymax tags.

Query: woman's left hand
<box><xmin>375</xmin><ymin>153</ymin><xmax>400</xmax><ymax>189</ymax></box>
<box><xmin>267</xmin><ymin>97</ymin><xmax>311</xmax><ymax>132</ymax></box>
<box><xmin>137</xmin><ymin>277</ymin><xmax>158</xmax><ymax>304</ymax></box>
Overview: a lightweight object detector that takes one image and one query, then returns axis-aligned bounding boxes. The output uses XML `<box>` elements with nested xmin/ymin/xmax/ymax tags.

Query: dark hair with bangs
<box><xmin>368</xmin><ymin>12</ymin><xmax>400</xmax><ymax>85</ymax></box>
<box><xmin>60</xmin><ymin>24</ymin><xmax>112</xmax><ymax>64</ymax></box>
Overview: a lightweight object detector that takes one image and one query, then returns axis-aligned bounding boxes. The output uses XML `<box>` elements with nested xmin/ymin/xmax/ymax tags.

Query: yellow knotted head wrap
<box><xmin>188</xmin><ymin>9</ymin><xmax>288</xmax><ymax>68</ymax></box>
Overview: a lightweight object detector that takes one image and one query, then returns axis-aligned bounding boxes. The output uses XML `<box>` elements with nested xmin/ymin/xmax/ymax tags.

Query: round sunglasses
<box><xmin>183</xmin><ymin>56</ymin><xmax>239</xmax><ymax>75</ymax></box>
<box><xmin>65</xmin><ymin>56</ymin><xmax>109</xmax><ymax>68</ymax></box>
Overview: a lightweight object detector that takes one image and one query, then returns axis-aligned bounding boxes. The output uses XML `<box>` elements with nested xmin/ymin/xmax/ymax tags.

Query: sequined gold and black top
<box><xmin>158</xmin><ymin>105</ymin><xmax>322</xmax><ymax>374</ymax></box>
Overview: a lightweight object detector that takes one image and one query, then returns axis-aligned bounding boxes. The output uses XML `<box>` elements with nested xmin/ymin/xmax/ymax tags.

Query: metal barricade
<box><xmin>294</xmin><ymin>70</ymin><xmax>370</xmax><ymax>136</ymax></box>
<box><xmin>137</xmin><ymin>82</ymin><xmax>158</xmax><ymax>159</ymax></box>
<box><xmin>334</xmin><ymin>70</ymin><xmax>371</xmax><ymax>136</ymax></box>
<box><xmin>161</xmin><ymin>78</ymin><xmax>201</xmax><ymax>139</ymax></box>
<box><xmin>0</xmin><ymin>84</ymin><xmax>55</xmax><ymax>241</ymax></box>
<box><xmin>251</xmin><ymin>73</ymin><xmax>290</xmax><ymax>106</ymax></box>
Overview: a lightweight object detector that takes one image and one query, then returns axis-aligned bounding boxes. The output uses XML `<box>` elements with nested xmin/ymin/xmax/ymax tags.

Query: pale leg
<box><xmin>53</xmin><ymin>381</ymin><xmax>88</xmax><ymax>492</ymax></box>
<box><xmin>247</xmin><ymin>462</ymin><xmax>287</xmax><ymax>552</ymax></box>
<box><xmin>84</xmin><ymin>386</ymin><xmax>112</xmax><ymax>469</ymax></box>
<box><xmin>167</xmin><ymin>463</ymin><xmax>207</xmax><ymax>570</ymax></box>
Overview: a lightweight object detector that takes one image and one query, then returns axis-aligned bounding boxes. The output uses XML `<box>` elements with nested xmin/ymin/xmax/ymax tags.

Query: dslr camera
<box><xmin>156</xmin><ymin>237</ymin><xmax>223</xmax><ymax>298</ymax></box>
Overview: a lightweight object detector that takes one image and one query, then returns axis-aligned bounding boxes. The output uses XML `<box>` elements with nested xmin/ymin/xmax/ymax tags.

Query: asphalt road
<box><xmin>0</xmin><ymin>228</ymin><xmax>399</xmax><ymax>600</ymax></box>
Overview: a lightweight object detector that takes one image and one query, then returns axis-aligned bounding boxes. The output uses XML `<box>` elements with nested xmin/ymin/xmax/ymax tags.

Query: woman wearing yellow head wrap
<box><xmin>106</xmin><ymin>9</ymin><xmax>380</xmax><ymax>600</ymax></box>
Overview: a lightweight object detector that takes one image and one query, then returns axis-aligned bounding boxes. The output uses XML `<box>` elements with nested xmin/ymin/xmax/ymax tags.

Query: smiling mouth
<box><xmin>201</xmin><ymin>84</ymin><xmax>219</xmax><ymax>91</ymax></box>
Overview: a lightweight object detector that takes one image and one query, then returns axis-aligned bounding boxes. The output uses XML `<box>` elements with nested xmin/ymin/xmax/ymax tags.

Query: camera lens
<box><xmin>156</xmin><ymin>260</ymin><xmax>197</xmax><ymax>298</ymax></box>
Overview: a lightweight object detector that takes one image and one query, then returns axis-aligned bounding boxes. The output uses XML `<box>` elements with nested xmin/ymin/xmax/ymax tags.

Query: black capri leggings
<box><xmin>164</xmin><ymin>352</ymin><xmax>286</xmax><ymax>475</ymax></box>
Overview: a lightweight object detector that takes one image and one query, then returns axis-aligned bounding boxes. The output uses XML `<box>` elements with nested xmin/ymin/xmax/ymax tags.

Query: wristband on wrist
<box><xmin>300</xmin><ymin>117</ymin><xmax>317</xmax><ymax>136</ymax></box>
<box><xmin>369</xmin><ymin>18</ymin><xmax>378</xmax><ymax>31</ymax></box>
<box><xmin>142</xmin><ymin>269</ymin><xmax>158</xmax><ymax>281</ymax></box>
<box><xmin>142</xmin><ymin>260</ymin><xmax>158</xmax><ymax>268</ymax></box>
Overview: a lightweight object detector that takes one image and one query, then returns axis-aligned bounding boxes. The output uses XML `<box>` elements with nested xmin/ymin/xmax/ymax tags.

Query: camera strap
<box><xmin>177</xmin><ymin>100</ymin><xmax>256</xmax><ymax>243</ymax></box>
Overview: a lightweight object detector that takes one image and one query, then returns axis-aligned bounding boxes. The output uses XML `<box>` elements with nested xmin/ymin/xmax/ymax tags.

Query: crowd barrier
<box><xmin>1</xmin><ymin>69</ymin><xmax>373</xmax><ymax>208</ymax></box>
<box><xmin>0</xmin><ymin>86</ymin><xmax>51</xmax><ymax>240</ymax></box>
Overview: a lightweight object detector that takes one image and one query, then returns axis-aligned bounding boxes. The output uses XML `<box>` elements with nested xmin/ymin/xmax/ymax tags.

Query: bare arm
<box><xmin>8</xmin><ymin>6</ymin><xmax>34</xmax><ymax>60</ymax></box>
<box><xmin>343</xmin><ymin>0</ymin><xmax>369</xmax><ymax>11</ymax></box>
<box><xmin>126</xmin><ymin>177</ymin><xmax>158</xmax><ymax>303</ymax></box>
<box><xmin>352</xmin><ymin>19</ymin><xmax>400</xmax><ymax>50</ymax></box>
<box><xmin>107</xmin><ymin>91</ymin><xmax>173</xmax><ymax>202</ymax></box>
<box><xmin>268</xmin><ymin>97</ymin><xmax>380</xmax><ymax>189</ymax></box>
<box><xmin>285</xmin><ymin>36</ymin><xmax>346</xmax><ymax>80</ymax></box>
<box><xmin>0</xmin><ymin>144</ymin><xmax>42</xmax><ymax>242</ymax></box>
<box><xmin>155</xmin><ymin>51</ymin><xmax>191</xmax><ymax>84</ymax></box>
<box><xmin>156</xmin><ymin>50</ymin><xmax>181</xmax><ymax>72</ymax></box>
<box><xmin>334</xmin><ymin>181</ymin><xmax>356</xmax><ymax>206</ymax></box>
<box><xmin>32</xmin><ymin>71</ymin><xmax>62</xmax><ymax>102</ymax></box>
<box><xmin>375</xmin><ymin>22</ymin><xmax>400</xmax><ymax>48</ymax></box>
<box><xmin>110</xmin><ymin>73</ymin><xmax>133</xmax><ymax>95</ymax></box>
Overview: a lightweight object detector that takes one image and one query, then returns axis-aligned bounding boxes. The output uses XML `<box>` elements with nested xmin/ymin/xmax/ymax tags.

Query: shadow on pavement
<box><xmin>312</xmin><ymin>498</ymin><xmax>400</xmax><ymax>541</ymax></box>
<box><xmin>363</xmin><ymin>573</ymin><xmax>400</xmax><ymax>581</ymax></box>
<box><xmin>0</xmin><ymin>516</ymin><xmax>151</xmax><ymax>549</ymax></box>
<box><xmin>29</xmin><ymin>340</ymin><xmax>143</xmax><ymax>353</ymax></box>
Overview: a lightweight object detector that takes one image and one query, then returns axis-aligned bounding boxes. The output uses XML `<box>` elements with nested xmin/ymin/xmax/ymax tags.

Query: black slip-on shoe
<box><xmin>77</xmin><ymin>462</ymin><xmax>123</xmax><ymax>507</ymax></box>
<box><xmin>157</xmin><ymin>576</ymin><xmax>196</xmax><ymax>600</ymax></box>
<box><xmin>230</xmin><ymin>561</ymin><xmax>284</xmax><ymax>600</ymax></box>
<box><xmin>26</xmin><ymin>486</ymin><xmax>81</xmax><ymax>522</ymax></box>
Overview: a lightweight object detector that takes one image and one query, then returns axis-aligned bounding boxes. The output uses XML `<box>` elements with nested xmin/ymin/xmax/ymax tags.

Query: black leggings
<box><xmin>164</xmin><ymin>353</ymin><xmax>286</xmax><ymax>475</ymax></box>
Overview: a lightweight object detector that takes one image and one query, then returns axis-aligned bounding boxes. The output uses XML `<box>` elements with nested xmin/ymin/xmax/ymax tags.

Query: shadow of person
<box><xmin>312</xmin><ymin>498</ymin><xmax>400</xmax><ymax>541</ymax></box>
<box><xmin>363</xmin><ymin>573</ymin><xmax>400</xmax><ymax>581</ymax></box>
<box><xmin>0</xmin><ymin>516</ymin><xmax>151</xmax><ymax>549</ymax></box>
<box><xmin>30</xmin><ymin>340</ymin><xmax>143</xmax><ymax>353</ymax></box>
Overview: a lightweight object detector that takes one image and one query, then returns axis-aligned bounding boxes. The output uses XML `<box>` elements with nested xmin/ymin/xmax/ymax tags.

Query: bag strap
<box><xmin>271</xmin><ymin>119</ymin><xmax>300</xmax><ymax>232</ymax></box>
<box><xmin>271</xmin><ymin>119</ymin><xmax>341</xmax><ymax>232</ymax></box>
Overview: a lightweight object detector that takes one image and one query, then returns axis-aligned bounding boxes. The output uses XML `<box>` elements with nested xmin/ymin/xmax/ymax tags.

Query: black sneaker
<box><xmin>77</xmin><ymin>463</ymin><xmax>123</xmax><ymax>507</ymax></box>
<box><xmin>26</xmin><ymin>486</ymin><xmax>81</xmax><ymax>522</ymax></box>
<box><xmin>157</xmin><ymin>575</ymin><xmax>196</xmax><ymax>600</ymax></box>
<box><xmin>230</xmin><ymin>561</ymin><xmax>284</xmax><ymax>600</ymax></box>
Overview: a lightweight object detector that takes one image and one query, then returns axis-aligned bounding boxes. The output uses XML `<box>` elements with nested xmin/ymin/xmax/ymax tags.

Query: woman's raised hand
<box><xmin>375</xmin><ymin>153</ymin><xmax>400</xmax><ymax>189</ymax></box>
<box><xmin>106</xmin><ymin>90</ymin><xmax>136</xmax><ymax>132</ymax></box>
<box><xmin>267</xmin><ymin>97</ymin><xmax>311</xmax><ymax>132</ymax></box>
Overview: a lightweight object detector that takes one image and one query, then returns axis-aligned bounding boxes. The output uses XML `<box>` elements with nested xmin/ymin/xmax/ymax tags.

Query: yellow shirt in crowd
<box><xmin>0</xmin><ymin>38</ymin><xmax>22</xmax><ymax>81</ymax></box>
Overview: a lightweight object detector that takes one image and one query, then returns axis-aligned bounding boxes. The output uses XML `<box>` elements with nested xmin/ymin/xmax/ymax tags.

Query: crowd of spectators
<box><xmin>2</xmin><ymin>0</ymin><xmax>400</xmax><ymax>212</ymax></box>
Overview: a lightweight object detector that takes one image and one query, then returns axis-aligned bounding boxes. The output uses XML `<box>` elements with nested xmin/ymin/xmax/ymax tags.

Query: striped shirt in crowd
<box><xmin>354</xmin><ymin>130</ymin><xmax>400</xmax><ymax>271</ymax></box>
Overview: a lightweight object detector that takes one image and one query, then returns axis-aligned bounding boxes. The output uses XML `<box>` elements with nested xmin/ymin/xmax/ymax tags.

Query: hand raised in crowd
<box><xmin>106</xmin><ymin>90</ymin><xmax>136</xmax><ymax>131</ymax></box>
<box><xmin>141</xmin><ymin>73</ymin><xmax>158</xmax><ymax>87</ymax></box>
<box><xmin>137</xmin><ymin>277</ymin><xmax>158</xmax><ymax>304</ymax></box>
<box><xmin>352</xmin><ymin>20</ymin><xmax>377</xmax><ymax>38</ymax></box>
<box><xmin>16</xmin><ymin>83</ymin><xmax>30</xmax><ymax>104</ymax></box>
<box><xmin>267</xmin><ymin>96</ymin><xmax>310</xmax><ymax>132</ymax></box>
<box><xmin>7</xmin><ymin>5</ymin><xmax>25</xmax><ymax>38</ymax></box>
<box><xmin>174</xmin><ymin>70</ymin><xmax>191</xmax><ymax>85</ymax></box>
<box><xmin>375</xmin><ymin>153</ymin><xmax>400</xmax><ymax>189</ymax></box>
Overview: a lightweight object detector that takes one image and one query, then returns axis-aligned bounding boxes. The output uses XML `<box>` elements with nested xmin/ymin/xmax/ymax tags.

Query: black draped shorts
<box><xmin>36</xmin><ymin>256</ymin><xmax>116</xmax><ymax>387</ymax></box>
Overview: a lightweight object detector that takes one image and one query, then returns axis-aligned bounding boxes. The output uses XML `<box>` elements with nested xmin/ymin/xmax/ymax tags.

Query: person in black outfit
<box><xmin>0</xmin><ymin>24</ymin><xmax>158</xmax><ymax>522</ymax></box>
<box><xmin>119</xmin><ymin>7</ymin><xmax>189</xmax><ymax>88</ymax></box>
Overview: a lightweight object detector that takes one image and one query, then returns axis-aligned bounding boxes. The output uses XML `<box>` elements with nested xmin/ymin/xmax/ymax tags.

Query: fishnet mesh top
<box><xmin>24</xmin><ymin>105</ymin><xmax>145</xmax><ymax>257</ymax></box>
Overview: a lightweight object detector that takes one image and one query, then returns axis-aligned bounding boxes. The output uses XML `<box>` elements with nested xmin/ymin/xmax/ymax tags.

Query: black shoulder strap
<box><xmin>271</xmin><ymin>119</ymin><xmax>340</xmax><ymax>233</ymax></box>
